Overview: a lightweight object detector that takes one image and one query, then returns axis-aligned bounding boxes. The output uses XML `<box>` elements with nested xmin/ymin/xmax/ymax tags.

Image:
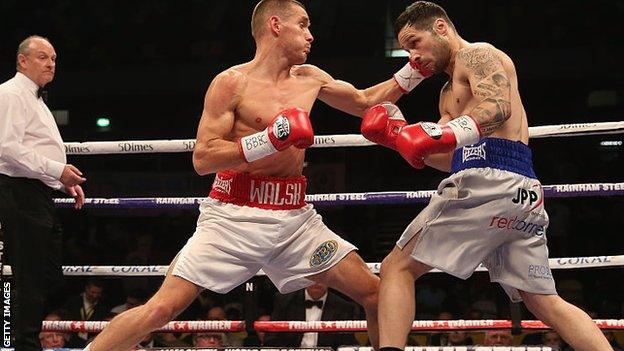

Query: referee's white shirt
<box><xmin>0</xmin><ymin>72</ymin><xmax>65</xmax><ymax>189</ymax></box>
<box><xmin>300</xmin><ymin>290</ymin><xmax>328</xmax><ymax>348</ymax></box>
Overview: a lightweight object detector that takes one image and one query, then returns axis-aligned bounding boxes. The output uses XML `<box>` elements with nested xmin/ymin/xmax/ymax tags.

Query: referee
<box><xmin>0</xmin><ymin>35</ymin><xmax>86</xmax><ymax>351</ymax></box>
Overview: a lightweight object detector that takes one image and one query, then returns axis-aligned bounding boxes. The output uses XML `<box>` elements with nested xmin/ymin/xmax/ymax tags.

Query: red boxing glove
<box><xmin>238</xmin><ymin>107</ymin><xmax>314</xmax><ymax>162</ymax></box>
<box><xmin>361</xmin><ymin>102</ymin><xmax>407</xmax><ymax>150</ymax></box>
<box><xmin>396</xmin><ymin>116</ymin><xmax>481</xmax><ymax>169</ymax></box>
<box><xmin>393</xmin><ymin>59</ymin><xmax>434</xmax><ymax>93</ymax></box>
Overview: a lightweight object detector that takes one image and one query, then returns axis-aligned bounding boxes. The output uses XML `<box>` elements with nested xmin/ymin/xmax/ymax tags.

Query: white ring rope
<box><xmin>36</xmin><ymin>348</ymin><xmax>556</xmax><ymax>351</ymax></box>
<box><xmin>342</xmin><ymin>347</ymin><xmax>553</xmax><ymax>351</ymax></box>
<box><xmin>4</xmin><ymin>255</ymin><xmax>620</xmax><ymax>276</ymax></box>
<box><xmin>63</xmin><ymin>121</ymin><xmax>624</xmax><ymax>154</ymax></box>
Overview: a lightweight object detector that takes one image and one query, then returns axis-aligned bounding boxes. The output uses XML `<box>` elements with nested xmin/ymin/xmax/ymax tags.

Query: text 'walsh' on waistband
<box><xmin>208</xmin><ymin>170</ymin><xmax>307</xmax><ymax>210</ymax></box>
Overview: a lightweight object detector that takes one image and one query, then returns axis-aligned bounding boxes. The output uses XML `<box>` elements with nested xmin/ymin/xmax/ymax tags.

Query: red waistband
<box><xmin>208</xmin><ymin>171</ymin><xmax>307</xmax><ymax>210</ymax></box>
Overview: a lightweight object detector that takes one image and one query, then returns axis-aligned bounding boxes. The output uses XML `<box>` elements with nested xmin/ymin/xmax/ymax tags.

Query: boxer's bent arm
<box><xmin>424</xmin><ymin>153</ymin><xmax>452</xmax><ymax>172</ymax></box>
<box><xmin>193</xmin><ymin>71</ymin><xmax>245</xmax><ymax>175</ymax></box>
<box><xmin>315</xmin><ymin>68</ymin><xmax>404</xmax><ymax>117</ymax></box>
<box><xmin>456</xmin><ymin>46</ymin><xmax>512</xmax><ymax>136</ymax></box>
<box><xmin>424</xmin><ymin>115</ymin><xmax>452</xmax><ymax>172</ymax></box>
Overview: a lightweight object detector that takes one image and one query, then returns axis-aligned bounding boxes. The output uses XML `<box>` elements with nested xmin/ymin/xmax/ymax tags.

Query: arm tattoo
<box><xmin>458</xmin><ymin>47</ymin><xmax>512</xmax><ymax>135</ymax></box>
<box><xmin>456</xmin><ymin>47</ymin><xmax>500</xmax><ymax>80</ymax></box>
<box><xmin>472</xmin><ymin>98</ymin><xmax>512</xmax><ymax>135</ymax></box>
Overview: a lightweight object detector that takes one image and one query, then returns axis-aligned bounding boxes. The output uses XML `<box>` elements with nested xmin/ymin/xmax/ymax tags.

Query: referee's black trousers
<box><xmin>0</xmin><ymin>174</ymin><xmax>64</xmax><ymax>351</ymax></box>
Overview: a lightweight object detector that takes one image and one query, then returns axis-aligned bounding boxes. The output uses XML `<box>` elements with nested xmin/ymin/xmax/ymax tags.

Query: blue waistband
<box><xmin>451</xmin><ymin>138</ymin><xmax>537</xmax><ymax>179</ymax></box>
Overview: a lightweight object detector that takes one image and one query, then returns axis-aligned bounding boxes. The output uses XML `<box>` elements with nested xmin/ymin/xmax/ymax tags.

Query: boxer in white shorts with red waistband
<box><xmin>173</xmin><ymin>170</ymin><xmax>357</xmax><ymax>294</ymax></box>
<box><xmin>85</xmin><ymin>1</ymin><xmax>423</xmax><ymax>350</ymax></box>
<box><xmin>359</xmin><ymin>2</ymin><xmax>612</xmax><ymax>350</ymax></box>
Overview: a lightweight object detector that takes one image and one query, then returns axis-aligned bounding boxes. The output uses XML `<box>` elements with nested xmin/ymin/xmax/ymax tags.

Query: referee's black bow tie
<box><xmin>304</xmin><ymin>300</ymin><xmax>323</xmax><ymax>309</ymax></box>
<box><xmin>37</xmin><ymin>88</ymin><xmax>48</xmax><ymax>102</ymax></box>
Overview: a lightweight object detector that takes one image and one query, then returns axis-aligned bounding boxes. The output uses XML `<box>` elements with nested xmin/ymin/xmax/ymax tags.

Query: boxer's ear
<box><xmin>269</xmin><ymin>15</ymin><xmax>281</xmax><ymax>36</ymax></box>
<box><xmin>433</xmin><ymin>18</ymin><xmax>449</xmax><ymax>36</ymax></box>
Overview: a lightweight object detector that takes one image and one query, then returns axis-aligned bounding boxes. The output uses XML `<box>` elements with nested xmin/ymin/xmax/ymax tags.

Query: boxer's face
<box><xmin>277</xmin><ymin>4</ymin><xmax>313</xmax><ymax>64</ymax></box>
<box><xmin>397</xmin><ymin>21</ymin><xmax>451</xmax><ymax>75</ymax></box>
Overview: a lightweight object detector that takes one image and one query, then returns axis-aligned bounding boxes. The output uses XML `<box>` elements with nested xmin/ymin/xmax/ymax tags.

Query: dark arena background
<box><xmin>1</xmin><ymin>0</ymin><xmax>623</xmax><ymax>349</ymax></box>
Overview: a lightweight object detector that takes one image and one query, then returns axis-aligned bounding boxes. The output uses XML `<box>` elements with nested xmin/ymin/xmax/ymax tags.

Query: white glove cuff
<box><xmin>447</xmin><ymin>115</ymin><xmax>481</xmax><ymax>149</ymax></box>
<box><xmin>238</xmin><ymin>129</ymin><xmax>277</xmax><ymax>162</ymax></box>
<box><xmin>393</xmin><ymin>62</ymin><xmax>426</xmax><ymax>93</ymax></box>
<box><xmin>379</xmin><ymin>102</ymin><xmax>406</xmax><ymax>122</ymax></box>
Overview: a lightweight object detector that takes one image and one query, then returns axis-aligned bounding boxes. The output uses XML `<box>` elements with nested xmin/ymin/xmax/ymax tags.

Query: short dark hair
<box><xmin>85</xmin><ymin>278</ymin><xmax>104</xmax><ymax>289</ymax></box>
<box><xmin>395</xmin><ymin>1</ymin><xmax>455</xmax><ymax>35</ymax></box>
<box><xmin>251</xmin><ymin>0</ymin><xmax>306</xmax><ymax>39</ymax></box>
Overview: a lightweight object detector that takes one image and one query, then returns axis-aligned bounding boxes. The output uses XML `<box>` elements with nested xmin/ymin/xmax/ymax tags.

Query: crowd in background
<box><xmin>39</xmin><ymin>274</ymin><xmax>624</xmax><ymax>349</ymax></box>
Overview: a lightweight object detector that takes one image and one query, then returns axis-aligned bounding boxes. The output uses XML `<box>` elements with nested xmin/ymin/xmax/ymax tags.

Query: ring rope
<box><xmin>42</xmin><ymin>320</ymin><xmax>244</xmax><ymax>333</ymax></box>
<box><xmin>4</xmin><ymin>255</ymin><xmax>621</xmax><ymax>276</ymax></box>
<box><xmin>254</xmin><ymin>319</ymin><xmax>624</xmax><ymax>332</ymax></box>
<box><xmin>52</xmin><ymin>182</ymin><xmax>624</xmax><ymax>209</ymax></box>
<box><xmin>63</xmin><ymin>121</ymin><xmax>624</xmax><ymax>155</ymax></box>
<box><xmin>344</xmin><ymin>348</ymin><xmax>554</xmax><ymax>351</ymax></box>
<box><xmin>37</xmin><ymin>348</ymin><xmax>557</xmax><ymax>351</ymax></box>
<box><xmin>41</xmin><ymin>319</ymin><xmax>624</xmax><ymax>333</ymax></box>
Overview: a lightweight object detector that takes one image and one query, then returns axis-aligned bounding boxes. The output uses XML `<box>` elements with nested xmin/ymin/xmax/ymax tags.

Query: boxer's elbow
<box><xmin>192</xmin><ymin>156</ymin><xmax>211</xmax><ymax>176</ymax></box>
<box><xmin>192</xmin><ymin>145</ymin><xmax>216</xmax><ymax>175</ymax></box>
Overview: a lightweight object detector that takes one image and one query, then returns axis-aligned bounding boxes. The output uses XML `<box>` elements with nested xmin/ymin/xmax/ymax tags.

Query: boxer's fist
<box><xmin>239</xmin><ymin>108</ymin><xmax>314</xmax><ymax>162</ymax></box>
<box><xmin>396</xmin><ymin>116</ymin><xmax>481</xmax><ymax>169</ymax></box>
<box><xmin>393</xmin><ymin>59</ymin><xmax>434</xmax><ymax>93</ymax></box>
<box><xmin>361</xmin><ymin>102</ymin><xmax>407</xmax><ymax>150</ymax></box>
<box><xmin>267</xmin><ymin>108</ymin><xmax>314</xmax><ymax>150</ymax></box>
<box><xmin>409</xmin><ymin>58</ymin><xmax>434</xmax><ymax>78</ymax></box>
<box><xmin>396</xmin><ymin>123</ymin><xmax>451</xmax><ymax>169</ymax></box>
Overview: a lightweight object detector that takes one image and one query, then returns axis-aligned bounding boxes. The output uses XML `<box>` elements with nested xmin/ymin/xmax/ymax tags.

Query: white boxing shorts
<box><xmin>172</xmin><ymin>171</ymin><xmax>356</xmax><ymax>294</ymax></box>
<box><xmin>398</xmin><ymin>138</ymin><xmax>556</xmax><ymax>302</ymax></box>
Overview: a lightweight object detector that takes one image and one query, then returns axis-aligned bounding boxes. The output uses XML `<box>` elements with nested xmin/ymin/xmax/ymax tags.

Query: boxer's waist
<box><xmin>451</xmin><ymin>138</ymin><xmax>537</xmax><ymax>179</ymax></box>
<box><xmin>209</xmin><ymin>170</ymin><xmax>307</xmax><ymax>210</ymax></box>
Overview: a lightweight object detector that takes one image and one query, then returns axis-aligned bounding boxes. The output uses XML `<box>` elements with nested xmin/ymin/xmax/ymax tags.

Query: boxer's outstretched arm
<box><xmin>193</xmin><ymin>70</ymin><xmax>245</xmax><ymax>175</ymax></box>
<box><xmin>312</xmin><ymin>66</ymin><xmax>404</xmax><ymax>117</ymax></box>
<box><xmin>456</xmin><ymin>46</ymin><xmax>512</xmax><ymax>136</ymax></box>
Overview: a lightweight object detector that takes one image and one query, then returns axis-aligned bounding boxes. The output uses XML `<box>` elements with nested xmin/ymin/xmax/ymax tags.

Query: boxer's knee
<box><xmin>520</xmin><ymin>291</ymin><xmax>562</xmax><ymax>315</ymax></box>
<box><xmin>380</xmin><ymin>248</ymin><xmax>427</xmax><ymax>281</ymax></box>
<box><xmin>379</xmin><ymin>247</ymin><xmax>408</xmax><ymax>277</ymax></box>
<box><xmin>358</xmin><ymin>281</ymin><xmax>379</xmax><ymax>313</ymax></box>
<box><xmin>144</xmin><ymin>300</ymin><xmax>177</xmax><ymax>328</ymax></box>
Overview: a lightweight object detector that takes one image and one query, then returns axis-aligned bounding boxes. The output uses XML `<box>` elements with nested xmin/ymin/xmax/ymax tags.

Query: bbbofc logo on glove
<box><xmin>420</xmin><ymin>122</ymin><xmax>443</xmax><ymax>139</ymax></box>
<box><xmin>273</xmin><ymin>115</ymin><xmax>291</xmax><ymax>141</ymax></box>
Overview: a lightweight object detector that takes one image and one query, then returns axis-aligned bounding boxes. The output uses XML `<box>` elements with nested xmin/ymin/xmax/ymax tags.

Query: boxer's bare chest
<box><xmin>439</xmin><ymin>77</ymin><xmax>477</xmax><ymax>121</ymax></box>
<box><xmin>235</xmin><ymin>75</ymin><xmax>321</xmax><ymax>128</ymax></box>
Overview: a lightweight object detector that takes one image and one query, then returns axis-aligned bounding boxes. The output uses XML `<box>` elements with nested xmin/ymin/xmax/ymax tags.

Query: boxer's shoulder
<box><xmin>214</xmin><ymin>66</ymin><xmax>249</xmax><ymax>90</ymax></box>
<box><xmin>291</xmin><ymin>64</ymin><xmax>332</xmax><ymax>85</ymax></box>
